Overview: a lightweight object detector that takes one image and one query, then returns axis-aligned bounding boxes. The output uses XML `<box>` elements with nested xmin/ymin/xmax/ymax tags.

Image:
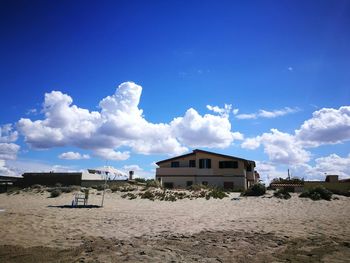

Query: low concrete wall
<box><xmin>304</xmin><ymin>182</ymin><xmax>350</xmax><ymax>192</ymax></box>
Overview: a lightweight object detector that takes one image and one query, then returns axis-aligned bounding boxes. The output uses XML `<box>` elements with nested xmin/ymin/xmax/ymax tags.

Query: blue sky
<box><xmin>1</xmin><ymin>0</ymin><xmax>350</xmax><ymax>181</ymax></box>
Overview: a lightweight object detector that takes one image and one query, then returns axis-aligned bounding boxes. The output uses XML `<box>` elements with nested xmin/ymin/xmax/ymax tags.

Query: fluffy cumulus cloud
<box><xmin>17</xmin><ymin>82</ymin><xmax>240</xmax><ymax>160</ymax></box>
<box><xmin>58</xmin><ymin>151</ymin><xmax>90</xmax><ymax>160</ymax></box>
<box><xmin>206</xmin><ymin>104</ymin><xmax>232</xmax><ymax>117</ymax></box>
<box><xmin>171</xmin><ymin>108</ymin><xmax>243</xmax><ymax>148</ymax></box>
<box><xmin>0</xmin><ymin>160</ymin><xmax>17</xmax><ymax>176</ymax></box>
<box><xmin>242</xmin><ymin>105</ymin><xmax>350</xmax><ymax>178</ymax></box>
<box><xmin>236</xmin><ymin>107</ymin><xmax>299</xmax><ymax>120</ymax></box>
<box><xmin>307</xmin><ymin>154</ymin><xmax>350</xmax><ymax>179</ymax></box>
<box><xmin>0</xmin><ymin>124</ymin><xmax>18</xmax><ymax>143</ymax></box>
<box><xmin>242</xmin><ymin>129</ymin><xmax>310</xmax><ymax>165</ymax></box>
<box><xmin>296</xmin><ymin>106</ymin><xmax>350</xmax><ymax>147</ymax></box>
<box><xmin>255</xmin><ymin>161</ymin><xmax>286</xmax><ymax>183</ymax></box>
<box><xmin>0</xmin><ymin>143</ymin><xmax>20</xmax><ymax>160</ymax></box>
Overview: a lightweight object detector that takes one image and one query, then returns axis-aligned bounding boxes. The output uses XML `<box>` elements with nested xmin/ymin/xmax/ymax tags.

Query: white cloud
<box><xmin>242</xmin><ymin>129</ymin><xmax>310</xmax><ymax>165</ymax></box>
<box><xmin>232</xmin><ymin>108</ymin><xmax>239</xmax><ymax>115</ymax></box>
<box><xmin>0</xmin><ymin>160</ymin><xmax>17</xmax><ymax>177</ymax></box>
<box><xmin>288</xmin><ymin>66</ymin><xmax>293</xmax><ymax>72</ymax></box>
<box><xmin>171</xmin><ymin>108</ymin><xmax>241</xmax><ymax>148</ymax></box>
<box><xmin>0</xmin><ymin>143</ymin><xmax>20</xmax><ymax>160</ymax></box>
<box><xmin>206</xmin><ymin>104</ymin><xmax>232</xmax><ymax>117</ymax></box>
<box><xmin>121</xmin><ymin>164</ymin><xmax>154</xmax><ymax>179</ymax></box>
<box><xmin>18</xmin><ymin>82</ymin><xmax>241</xmax><ymax>158</ymax></box>
<box><xmin>93</xmin><ymin>149</ymin><xmax>130</xmax><ymax>161</ymax></box>
<box><xmin>150</xmin><ymin>161</ymin><xmax>159</xmax><ymax>168</ymax></box>
<box><xmin>307</xmin><ymin>154</ymin><xmax>350</xmax><ymax>179</ymax></box>
<box><xmin>5</xmin><ymin>158</ymin><xmax>77</xmax><ymax>175</ymax></box>
<box><xmin>236</xmin><ymin>107</ymin><xmax>299</xmax><ymax>120</ymax></box>
<box><xmin>0</xmin><ymin>124</ymin><xmax>18</xmax><ymax>143</ymax></box>
<box><xmin>242</xmin><ymin>106</ymin><xmax>350</xmax><ymax>169</ymax></box>
<box><xmin>296</xmin><ymin>106</ymin><xmax>350</xmax><ymax>147</ymax></box>
<box><xmin>123</xmin><ymin>164</ymin><xmax>143</xmax><ymax>171</ymax></box>
<box><xmin>58</xmin><ymin>151</ymin><xmax>90</xmax><ymax>160</ymax></box>
<box><xmin>255</xmin><ymin>161</ymin><xmax>286</xmax><ymax>183</ymax></box>
<box><xmin>235</xmin><ymin>113</ymin><xmax>257</xmax><ymax>120</ymax></box>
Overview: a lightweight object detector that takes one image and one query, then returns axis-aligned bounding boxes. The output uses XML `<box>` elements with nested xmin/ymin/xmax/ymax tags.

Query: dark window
<box><xmin>171</xmin><ymin>161</ymin><xmax>180</xmax><ymax>168</ymax></box>
<box><xmin>164</xmin><ymin>182</ymin><xmax>174</xmax><ymax>189</ymax></box>
<box><xmin>202</xmin><ymin>181</ymin><xmax>208</xmax><ymax>186</ymax></box>
<box><xmin>247</xmin><ymin>164</ymin><xmax>252</xmax><ymax>172</ymax></box>
<box><xmin>199</xmin><ymin>159</ymin><xmax>211</xmax><ymax>169</ymax></box>
<box><xmin>189</xmin><ymin>160</ymin><xmax>196</xmax><ymax>167</ymax></box>
<box><xmin>219</xmin><ymin>161</ymin><xmax>238</xmax><ymax>169</ymax></box>
<box><xmin>186</xmin><ymin>181</ymin><xmax>193</xmax><ymax>187</ymax></box>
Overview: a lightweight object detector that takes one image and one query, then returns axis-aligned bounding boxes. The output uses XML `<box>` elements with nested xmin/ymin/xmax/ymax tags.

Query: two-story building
<box><xmin>155</xmin><ymin>149</ymin><xmax>258</xmax><ymax>190</ymax></box>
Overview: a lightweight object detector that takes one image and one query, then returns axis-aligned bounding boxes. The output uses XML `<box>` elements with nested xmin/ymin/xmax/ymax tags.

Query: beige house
<box><xmin>155</xmin><ymin>149</ymin><xmax>258</xmax><ymax>190</ymax></box>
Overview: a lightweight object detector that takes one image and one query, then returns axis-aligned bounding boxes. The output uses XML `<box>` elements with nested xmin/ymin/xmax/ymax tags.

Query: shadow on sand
<box><xmin>48</xmin><ymin>205</ymin><xmax>101</xmax><ymax>209</ymax></box>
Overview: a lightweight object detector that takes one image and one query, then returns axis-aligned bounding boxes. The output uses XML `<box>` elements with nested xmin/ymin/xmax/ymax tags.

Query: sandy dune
<box><xmin>0</xmin><ymin>190</ymin><xmax>349</xmax><ymax>262</ymax></box>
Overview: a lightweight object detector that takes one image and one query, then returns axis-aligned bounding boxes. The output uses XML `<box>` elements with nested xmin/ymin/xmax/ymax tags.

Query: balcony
<box><xmin>156</xmin><ymin>167</ymin><xmax>214</xmax><ymax>176</ymax></box>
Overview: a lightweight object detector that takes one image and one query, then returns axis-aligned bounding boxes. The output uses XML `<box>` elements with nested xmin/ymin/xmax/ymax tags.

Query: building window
<box><xmin>186</xmin><ymin>181</ymin><xmax>193</xmax><ymax>187</ymax></box>
<box><xmin>247</xmin><ymin>164</ymin><xmax>252</xmax><ymax>172</ymax></box>
<box><xmin>189</xmin><ymin>160</ymin><xmax>196</xmax><ymax>167</ymax></box>
<box><xmin>171</xmin><ymin>161</ymin><xmax>180</xmax><ymax>168</ymax></box>
<box><xmin>219</xmin><ymin>161</ymin><xmax>238</xmax><ymax>169</ymax></box>
<box><xmin>199</xmin><ymin>159</ymin><xmax>211</xmax><ymax>169</ymax></box>
<box><xmin>164</xmin><ymin>182</ymin><xmax>174</xmax><ymax>189</ymax></box>
<box><xmin>202</xmin><ymin>181</ymin><xmax>208</xmax><ymax>186</ymax></box>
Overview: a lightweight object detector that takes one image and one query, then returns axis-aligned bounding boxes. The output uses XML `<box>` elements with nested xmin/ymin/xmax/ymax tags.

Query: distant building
<box><xmin>155</xmin><ymin>149</ymin><xmax>258</xmax><ymax>190</ymax></box>
<box><xmin>20</xmin><ymin>167</ymin><xmax>128</xmax><ymax>187</ymax></box>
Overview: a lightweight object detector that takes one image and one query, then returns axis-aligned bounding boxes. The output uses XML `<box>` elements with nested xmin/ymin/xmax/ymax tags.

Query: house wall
<box><xmin>160</xmin><ymin>175</ymin><xmax>246</xmax><ymax>190</ymax></box>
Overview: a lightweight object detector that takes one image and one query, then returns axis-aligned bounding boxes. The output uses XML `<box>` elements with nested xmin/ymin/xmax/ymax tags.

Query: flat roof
<box><xmin>156</xmin><ymin>149</ymin><xmax>255</xmax><ymax>165</ymax></box>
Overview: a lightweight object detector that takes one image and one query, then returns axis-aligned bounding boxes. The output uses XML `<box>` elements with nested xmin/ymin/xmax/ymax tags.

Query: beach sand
<box><xmin>0</xmin><ymin>190</ymin><xmax>349</xmax><ymax>262</ymax></box>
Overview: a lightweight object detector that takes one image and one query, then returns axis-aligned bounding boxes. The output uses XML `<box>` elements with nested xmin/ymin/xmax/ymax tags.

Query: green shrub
<box><xmin>146</xmin><ymin>179</ymin><xmax>160</xmax><ymax>188</ymax></box>
<box><xmin>134</xmin><ymin>178</ymin><xmax>146</xmax><ymax>183</ymax></box>
<box><xmin>299</xmin><ymin>186</ymin><xmax>332</xmax><ymax>201</ymax></box>
<box><xmin>330</xmin><ymin>189</ymin><xmax>350</xmax><ymax>197</ymax></box>
<box><xmin>141</xmin><ymin>190</ymin><xmax>155</xmax><ymax>200</ymax></box>
<box><xmin>189</xmin><ymin>184</ymin><xmax>208</xmax><ymax>191</ymax></box>
<box><xmin>206</xmin><ymin>188</ymin><xmax>228</xmax><ymax>200</ymax></box>
<box><xmin>273</xmin><ymin>189</ymin><xmax>291</xmax><ymax>199</ymax></box>
<box><xmin>164</xmin><ymin>193</ymin><xmax>177</xmax><ymax>202</ymax></box>
<box><xmin>243</xmin><ymin>183</ymin><xmax>266</xmax><ymax>196</ymax></box>
<box><xmin>50</xmin><ymin>189</ymin><xmax>62</xmax><ymax>198</ymax></box>
<box><xmin>59</xmin><ymin>185</ymin><xmax>81</xmax><ymax>193</ymax></box>
<box><xmin>121</xmin><ymin>193</ymin><xmax>137</xmax><ymax>200</ymax></box>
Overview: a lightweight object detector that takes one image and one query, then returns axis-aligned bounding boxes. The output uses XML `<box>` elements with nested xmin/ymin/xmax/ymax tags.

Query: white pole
<box><xmin>101</xmin><ymin>161</ymin><xmax>108</xmax><ymax>207</ymax></box>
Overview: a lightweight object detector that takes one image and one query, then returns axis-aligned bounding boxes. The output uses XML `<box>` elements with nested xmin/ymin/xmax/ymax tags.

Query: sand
<box><xmin>0</xmin><ymin>190</ymin><xmax>349</xmax><ymax>262</ymax></box>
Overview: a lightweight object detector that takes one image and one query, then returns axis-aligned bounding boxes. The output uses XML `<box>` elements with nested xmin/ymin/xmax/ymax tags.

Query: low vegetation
<box><xmin>242</xmin><ymin>183</ymin><xmax>266</xmax><ymax>196</ymax></box>
<box><xmin>299</xmin><ymin>186</ymin><xmax>332</xmax><ymax>201</ymax></box>
<box><xmin>50</xmin><ymin>189</ymin><xmax>62</xmax><ymax>198</ymax></box>
<box><xmin>205</xmin><ymin>188</ymin><xmax>228</xmax><ymax>200</ymax></box>
<box><xmin>119</xmin><ymin>186</ymin><xmax>230</xmax><ymax>202</ymax></box>
<box><xmin>329</xmin><ymin>189</ymin><xmax>350</xmax><ymax>197</ymax></box>
<box><xmin>273</xmin><ymin>189</ymin><xmax>291</xmax><ymax>199</ymax></box>
<box><xmin>121</xmin><ymin>192</ymin><xmax>137</xmax><ymax>200</ymax></box>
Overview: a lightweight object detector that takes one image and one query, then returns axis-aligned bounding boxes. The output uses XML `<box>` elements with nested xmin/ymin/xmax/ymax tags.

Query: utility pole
<box><xmin>101</xmin><ymin>160</ymin><xmax>108</xmax><ymax>207</ymax></box>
